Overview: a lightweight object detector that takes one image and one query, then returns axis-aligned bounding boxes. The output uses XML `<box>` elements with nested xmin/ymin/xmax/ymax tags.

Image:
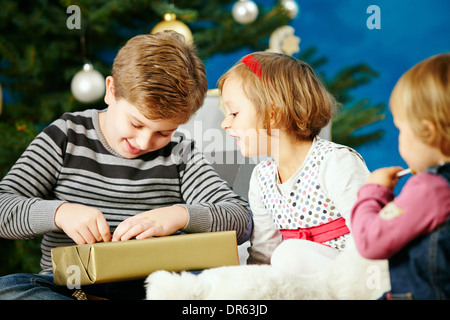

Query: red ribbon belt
<box><xmin>280</xmin><ymin>217</ymin><xmax>350</xmax><ymax>243</ymax></box>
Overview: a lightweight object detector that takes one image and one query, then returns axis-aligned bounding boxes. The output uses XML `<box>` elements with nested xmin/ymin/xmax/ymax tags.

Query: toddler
<box><xmin>351</xmin><ymin>53</ymin><xmax>450</xmax><ymax>299</ymax></box>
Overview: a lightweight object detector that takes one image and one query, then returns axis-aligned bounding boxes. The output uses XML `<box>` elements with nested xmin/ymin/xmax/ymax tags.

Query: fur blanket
<box><xmin>145</xmin><ymin>244</ymin><xmax>390</xmax><ymax>300</ymax></box>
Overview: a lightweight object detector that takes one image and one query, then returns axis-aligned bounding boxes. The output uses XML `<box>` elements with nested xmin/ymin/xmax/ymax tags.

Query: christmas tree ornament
<box><xmin>267</xmin><ymin>26</ymin><xmax>300</xmax><ymax>56</ymax></box>
<box><xmin>151</xmin><ymin>13</ymin><xmax>193</xmax><ymax>45</ymax></box>
<box><xmin>71</xmin><ymin>63</ymin><xmax>105</xmax><ymax>104</ymax></box>
<box><xmin>281</xmin><ymin>0</ymin><xmax>299</xmax><ymax>19</ymax></box>
<box><xmin>232</xmin><ymin>0</ymin><xmax>259</xmax><ymax>24</ymax></box>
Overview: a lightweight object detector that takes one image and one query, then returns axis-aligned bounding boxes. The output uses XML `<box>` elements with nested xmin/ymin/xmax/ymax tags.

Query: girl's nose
<box><xmin>221</xmin><ymin>115</ymin><xmax>231</xmax><ymax>130</ymax></box>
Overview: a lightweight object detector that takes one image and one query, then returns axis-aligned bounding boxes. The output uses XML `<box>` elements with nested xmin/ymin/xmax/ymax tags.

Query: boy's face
<box><xmin>102</xmin><ymin>77</ymin><xmax>179</xmax><ymax>159</ymax></box>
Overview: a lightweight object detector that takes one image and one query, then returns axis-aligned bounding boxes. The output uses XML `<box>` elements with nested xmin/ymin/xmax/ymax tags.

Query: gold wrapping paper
<box><xmin>51</xmin><ymin>231</ymin><xmax>239</xmax><ymax>286</ymax></box>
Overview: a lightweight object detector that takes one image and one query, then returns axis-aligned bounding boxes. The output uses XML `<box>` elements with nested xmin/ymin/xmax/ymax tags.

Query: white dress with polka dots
<box><xmin>257</xmin><ymin>138</ymin><xmax>358</xmax><ymax>251</ymax></box>
<box><xmin>247</xmin><ymin>137</ymin><xmax>370</xmax><ymax>265</ymax></box>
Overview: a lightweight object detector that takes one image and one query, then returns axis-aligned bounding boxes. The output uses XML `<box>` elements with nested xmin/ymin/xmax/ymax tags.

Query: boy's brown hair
<box><xmin>218</xmin><ymin>52</ymin><xmax>337</xmax><ymax>140</ymax></box>
<box><xmin>112</xmin><ymin>31</ymin><xmax>208</xmax><ymax>124</ymax></box>
<box><xmin>390</xmin><ymin>53</ymin><xmax>450</xmax><ymax>155</ymax></box>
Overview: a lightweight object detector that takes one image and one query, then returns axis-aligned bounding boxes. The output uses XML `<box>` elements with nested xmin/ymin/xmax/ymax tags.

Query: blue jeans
<box><xmin>0</xmin><ymin>273</ymin><xmax>146</xmax><ymax>300</ymax></box>
<box><xmin>388</xmin><ymin>219</ymin><xmax>450</xmax><ymax>299</ymax></box>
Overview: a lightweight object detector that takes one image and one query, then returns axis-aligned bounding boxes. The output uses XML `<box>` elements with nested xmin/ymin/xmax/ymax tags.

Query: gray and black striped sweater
<box><xmin>0</xmin><ymin>109</ymin><xmax>251</xmax><ymax>272</ymax></box>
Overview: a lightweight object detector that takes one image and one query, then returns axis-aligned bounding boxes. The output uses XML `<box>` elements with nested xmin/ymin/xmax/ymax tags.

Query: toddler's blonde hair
<box><xmin>390</xmin><ymin>53</ymin><xmax>450</xmax><ymax>156</ymax></box>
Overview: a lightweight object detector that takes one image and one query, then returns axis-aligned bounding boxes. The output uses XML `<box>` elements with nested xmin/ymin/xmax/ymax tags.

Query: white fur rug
<box><xmin>145</xmin><ymin>245</ymin><xmax>390</xmax><ymax>300</ymax></box>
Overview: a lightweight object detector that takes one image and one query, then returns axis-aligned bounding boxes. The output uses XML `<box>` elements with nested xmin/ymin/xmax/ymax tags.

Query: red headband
<box><xmin>242</xmin><ymin>54</ymin><xmax>262</xmax><ymax>79</ymax></box>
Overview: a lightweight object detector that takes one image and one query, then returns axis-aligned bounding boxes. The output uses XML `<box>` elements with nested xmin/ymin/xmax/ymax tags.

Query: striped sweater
<box><xmin>0</xmin><ymin>109</ymin><xmax>251</xmax><ymax>272</ymax></box>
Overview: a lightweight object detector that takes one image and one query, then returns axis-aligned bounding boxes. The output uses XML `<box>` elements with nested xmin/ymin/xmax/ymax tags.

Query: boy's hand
<box><xmin>112</xmin><ymin>206</ymin><xmax>189</xmax><ymax>241</ymax></box>
<box><xmin>366</xmin><ymin>166</ymin><xmax>404</xmax><ymax>190</ymax></box>
<box><xmin>55</xmin><ymin>203</ymin><xmax>111</xmax><ymax>245</ymax></box>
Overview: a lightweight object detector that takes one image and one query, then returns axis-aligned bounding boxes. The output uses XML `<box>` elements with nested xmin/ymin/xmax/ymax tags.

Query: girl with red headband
<box><xmin>219</xmin><ymin>52</ymin><xmax>369</xmax><ymax>275</ymax></box>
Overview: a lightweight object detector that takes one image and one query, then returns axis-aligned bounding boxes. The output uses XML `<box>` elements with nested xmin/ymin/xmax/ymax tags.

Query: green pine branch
<box><xmin>332</xmin><ymin>99</ymin><xmax>385</xmax><ymax>147</ymax></box>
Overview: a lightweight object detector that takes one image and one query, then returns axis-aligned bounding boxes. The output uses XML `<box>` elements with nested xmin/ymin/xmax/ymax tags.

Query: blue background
<box><xmin>204</xmin><ymin>0</ymin><xmax>450</xmax><ymax>189</ymax></box>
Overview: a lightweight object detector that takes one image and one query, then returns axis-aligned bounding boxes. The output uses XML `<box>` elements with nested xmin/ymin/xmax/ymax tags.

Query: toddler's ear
<box><xmin>420</xmin><ymin>119</ymin><xmax>438</xmax><ymax>145</ymax></box>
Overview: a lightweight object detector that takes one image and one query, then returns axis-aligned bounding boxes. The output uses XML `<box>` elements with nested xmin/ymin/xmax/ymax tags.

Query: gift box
<box><xmin>51</xmin><ymin>231</ymin><xmax>239</xmax><ymax>286</ymax></box>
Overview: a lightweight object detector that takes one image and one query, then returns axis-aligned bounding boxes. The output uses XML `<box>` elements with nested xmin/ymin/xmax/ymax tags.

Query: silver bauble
<box><xmin>281</xmin><ymin>0</ymin><xmax>299</xmax><ymax>19</ymax></box>
<box><xmin>71</xmin><ymin>63</ymin><xmax>105</xmax><ymax>104</ymax></box>
<box><xmin>232</xmin><ymin>0</ymin><xmax>259</xmax><ymax>24</ymax></box>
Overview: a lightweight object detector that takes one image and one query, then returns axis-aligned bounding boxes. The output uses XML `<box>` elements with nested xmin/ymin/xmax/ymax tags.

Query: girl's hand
<box><xmin>112</xmin><ymin>206</ymin><xmax>189</xmax><ymax>241</ymax></box>
<box><xmin>366</xmin><ymin>166</ymin><xmax>404</xmax><ymax>190</ymax></box>
<box><xmin>55</xmin><ymin>203</ymin><xmax>111</xmax><ymax>245</ymax></box>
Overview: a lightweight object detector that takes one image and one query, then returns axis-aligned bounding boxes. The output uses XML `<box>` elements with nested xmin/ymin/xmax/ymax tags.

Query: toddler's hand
<box><xmin>366</xmin><ymin>166</ymin><xmax>404</xmax><ymax>190</ymax></box>
<box><xmin>112</xmin><ymin>206</ymin><xmax>189</xmax><ymax>241</ymax></box>
<box><xmin>54</xmin><ymin>203</ymin><xmax>111</xmax><ymax>245</ymax></box>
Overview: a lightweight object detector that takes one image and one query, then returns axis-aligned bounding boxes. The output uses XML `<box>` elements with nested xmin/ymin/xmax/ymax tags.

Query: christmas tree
<box><xmin>0</xmin><ymin>0</ymin><xmax>384</xmax><ymax>275</ymax></box>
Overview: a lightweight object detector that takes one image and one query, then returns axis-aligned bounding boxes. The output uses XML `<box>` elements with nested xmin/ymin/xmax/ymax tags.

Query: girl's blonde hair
<box><xmin>390</xmin><ymin>53</ymin><xmax>450</xmax><ymax>156</ymax></box>
<box><xmin>218</xmin><ymin>52</ymin><xmax>337</xmax><ymax>140</ymax></box>
<box><xmin>112</xmin><ymin>31</ymin><xmax>207</xmax><ymax>124</ymax></box>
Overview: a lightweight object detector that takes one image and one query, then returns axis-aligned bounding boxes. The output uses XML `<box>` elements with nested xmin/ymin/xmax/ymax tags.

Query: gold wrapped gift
<box><xmin>51</xmin><ymin>231</ymin><xmax>239</xmax><ymax>286</ymax></box>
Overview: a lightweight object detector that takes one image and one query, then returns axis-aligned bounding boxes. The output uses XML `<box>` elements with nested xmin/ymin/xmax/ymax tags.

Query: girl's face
<box><xmin>221</xmin><ymin>76</ymin><xmax>271</xmax><ymax>157</ymax></box>
<box><xmin>391</xmin><ymin>103</ymin><xmax>440</xmax><ymax>173</ymax></box>
<box><xmin>102</xmin><ymin>77</ymin><xmax>179</xmax><ymax>159</ymax></box>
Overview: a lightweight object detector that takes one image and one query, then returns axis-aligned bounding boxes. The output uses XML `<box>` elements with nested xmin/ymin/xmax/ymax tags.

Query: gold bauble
<box><xmin>151</xmin><ymin>13</ymin><xmax>193</xmax><ymax>45</ymax></box>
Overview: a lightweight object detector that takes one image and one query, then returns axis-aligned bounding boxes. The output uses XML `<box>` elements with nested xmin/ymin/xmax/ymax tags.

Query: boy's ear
<box><xmin>421</xmin><ymin>119</ymin><xmax>438</xmax><ymax>145</ymax></box>
<box><xmin>104</xmin><ymin>76</ymin><xmax>116</xmax><ymax>105</ymax></box>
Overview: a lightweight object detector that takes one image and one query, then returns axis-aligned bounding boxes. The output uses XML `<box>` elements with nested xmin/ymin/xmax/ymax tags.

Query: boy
<box><xmin>0</xmin><ymin>31</ymin><xmax>251</xmax><ymax>299</ymax></box>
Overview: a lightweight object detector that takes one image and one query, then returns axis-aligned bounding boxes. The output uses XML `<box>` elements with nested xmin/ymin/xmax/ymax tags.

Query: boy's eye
<box><xmin>130</xmin><ymin>121</ymin><xmax>141</xmax><ymax>129</ymax></box>
<box><xmin>229</xmin><ymin>112</ymin><xmax>238</xmax><ymax>117</ymax></box>
<box><xmin>159</xmin><ymin>132</ymin><xmax>170</xmax><ymax>137</ymax></box>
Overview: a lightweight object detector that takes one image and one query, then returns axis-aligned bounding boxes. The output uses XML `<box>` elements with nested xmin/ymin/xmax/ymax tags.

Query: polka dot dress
<box><xmin>257</xmin><ymin>137</ymin><xmax>351</xmax><ymax>251</ymax></box>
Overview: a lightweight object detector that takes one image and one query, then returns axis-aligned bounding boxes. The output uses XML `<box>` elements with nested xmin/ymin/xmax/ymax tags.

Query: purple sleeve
<box><xmin>351</xmin><ymin>174</ymin><xmax>450</xmax><ymax>259</ymax></box>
